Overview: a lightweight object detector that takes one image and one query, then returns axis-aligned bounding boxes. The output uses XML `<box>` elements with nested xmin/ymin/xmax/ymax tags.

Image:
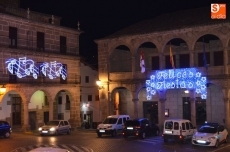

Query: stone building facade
<box><xmin>0</xmin><ymin>4</ymin><xmax>82</xmax><ymax>131</ymax></box>
<box><xmin>95</xmin><ymin>6</ymin><xmax>230</xmax><ymax>130</ymax></box>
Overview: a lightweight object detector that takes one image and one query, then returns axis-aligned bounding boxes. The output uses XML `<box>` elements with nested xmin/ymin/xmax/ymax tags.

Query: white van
<box><xmin>162</xmin><ymin>119</ymin><xmax>197</xmax><ymax>143</ymax></box>
<box><xmin>96</xmin><ymin>115</ymin><xmax>130</xmax><ymax>137</ymax></box>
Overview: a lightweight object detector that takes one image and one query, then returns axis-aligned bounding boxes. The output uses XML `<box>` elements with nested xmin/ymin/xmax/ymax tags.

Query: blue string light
<box><xmin>146</xmin><ymin>68</ymin><xmax>207</xmax><ymax>100</ymax></box>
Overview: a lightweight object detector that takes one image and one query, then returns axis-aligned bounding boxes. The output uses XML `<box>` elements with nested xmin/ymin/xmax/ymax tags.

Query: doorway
<box><xmin>196</xmin><ymin>97</ymin><xmax>206</xmax><ymax>125</ymax></box>
<box><xmin>183</xmin><ymin>97</ymin><xmax>191</xmax><ymax>120</ymax></box>
<box><xmin>29</xmin><ymin>111</ymin><xmax>36</xmax><ymax>130</ymax></box>
<box><xmin>44</xmin><ymin>111</ymin><xmax>49</xmax><ymax>124</ymax></box>
<box><xmin>12</xmin><ymin>97</ymin><xmax>21</xmax><ymax>125</ymax></box>
<box><xmin>143</xmin><ymin>101</ymin><xmax>158</xmax><ymax>124</ymax></box>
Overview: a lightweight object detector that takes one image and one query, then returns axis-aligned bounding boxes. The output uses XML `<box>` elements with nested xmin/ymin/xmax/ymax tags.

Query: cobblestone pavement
<box><xmin>0</xmin><ymin>129</ymin><xmax>230</xmax><ymax>152</ymax></box>
<box><xmin>10</xmin><ymin>144</ymin><xmax>93</xmax><ymax>152</ymax></box>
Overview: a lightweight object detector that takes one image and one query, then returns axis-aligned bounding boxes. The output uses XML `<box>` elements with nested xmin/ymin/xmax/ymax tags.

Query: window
<box><xmin>60</xmin><ymin>36</ymin><xmax>67</xmax><ymax>54</ymax></box>
<box><xmin>64</xmin><ymin>121</ymin><xmax>69</xmax><ymax>125</ymax></box>
<box><xmin>95</xmin><ymin>95</ymin><xmax>99</xmax><ymax>101</ymax></box>
<box><xmin>165</xmin><ymin>55</ymin><xmax>176</xmax><ymax>69</ymax></box>
<box><xmin>9</xmin><ymin>27</ymin><xmax>17</xmax><ymax>48</ymax></box>
<box><xmin>152</xmin><ymin>56</ymin><xmax>159</xmax><ymax>70</ymax></box>
<box><xmin>174</xmin><ymin>122</ymin><xmax>179</xmax><ymax>130</ymax></box>
<box><xmin>58</xmin><ymin>113</ymin><xmax>64</xmax><ymax>120</ymax></box>
<box><xmin>213</xmin><ymin>51</ymin><xmax>223</xmax><ymax>66</ymax></box>
<box><xmin>80</xmin><ymin>95</ymin><xmax>82</xmax><ymax>102</ymax></box>
<box><xmin>182</xmin><ymin>123</ymin><xmax>186</xmax><ymax>130</ymax></box>
<box><xmin>198</xmin><ymin>52</ymin><xmax>210</xmax><ymax>67</ymax></box>
<box><xmin>118</xmin><ymin>118</ymin><xmax>122</xmax><ymax>124</ymax></box>
<box><xmin>37</xmin><ymin>32</ymin><xmax>45</xmax><ymax>51</ymax></box>
<box><xmin>179</xmin><ymin>54</ymin><xmax>190</xmax><ymax>68</ymax></box>
<box><xmin>65</xmin><ymin>95</ymin><xmax>70</xmax><ymax>110</ymax></box>
<box><xmin>185</xmin><ymin>122</ymin><xmax>190</xmax><ymax>130</ymax></box>
<box><xmin>85</xmin><ymin>76</ymin><xmax>89</xmax><ymax>83</ymax></box>
<box><xmin>60</xmin><ymin>64</ymin><xmax>67</xmax><ymax>84</ymax></box>
<box><xmin>189</xmin><ymin>122</ymin><xmax>194</xmax><ymax>129</ymax></box>
<box><xmin>58</xmin><ymin>96</ymin><xmax>62</xmax><ymax>105</ymax></box>
<box><xmin>88</xmin><ymin>95</ymin><xmax>92</xmax><ymax>101</ymax></box>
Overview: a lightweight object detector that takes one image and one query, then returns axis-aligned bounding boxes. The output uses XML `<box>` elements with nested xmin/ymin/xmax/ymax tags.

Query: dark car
<box><xmin>122</xmin><ymin>118</ymin><xmax>160</xmax><ymax>139</ymax></box>
<box><xmin>0</xmin><ymin>121</ymin><xmax>12</xmax><ymax>138</ymax></box>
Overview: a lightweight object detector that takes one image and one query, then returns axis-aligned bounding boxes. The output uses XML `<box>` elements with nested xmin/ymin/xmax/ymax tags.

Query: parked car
<box><xmin>38</xmin><ymin>120</ymin><xmax>71</xmax><ymax>136</ymax></box>
<box><xmin>0</xmin><ymin>120</ymin><xmax>12</xmax><ymax>138</ymax></box>
<box><xmin>192</xmin><ymin>122</ymin><xmax>228</xmax><ymax>147</ymax></box>
<box><xmin>162</xmin><ymin>119</ymin><xmax>197</xmax><ymax>143</ymax></box>
<box><xmin>122</xmin><ymin>118</ymin><xmax>160</xmax><ymax>139</ymax></box>
<box><xmin>97</xmin><ymin>115</ymin><xmax>130</xmax><ymax>137</ymax></box>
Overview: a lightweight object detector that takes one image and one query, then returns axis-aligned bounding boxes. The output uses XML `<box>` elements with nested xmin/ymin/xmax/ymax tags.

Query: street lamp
<box><xmin>0</xmin><ymin>85</ymin><xmax>6</xmax><ymax>96</ymax></box>
<box><xmin>96</xmin><ymin>80</ymin><xmax>104</xmax><ymax>90</ymax></box>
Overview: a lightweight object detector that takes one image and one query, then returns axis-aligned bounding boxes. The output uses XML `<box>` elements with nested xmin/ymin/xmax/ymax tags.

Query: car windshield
<box><xmin>125</xmin><ymin>121</ymin><xmax>140</xmax><ymax>126</ymax></box>
<box><xmin>103</xmin><ymin>118</ymin><xmax>117</xmax><ymax>124</ymax></box>
<box><xmin>198</xmin><ymin>125</ymin><xmax>218</xmax><ymax>133</ymax></box>
<box><xmin>165</xmin><ymin>121</ymin><xmax>173</xmax><ymax>129</ymax></box>
<box><xmin>46</xmin><ymin>121</ymin><xmax>59</xmax><ymax>126</ymax></box>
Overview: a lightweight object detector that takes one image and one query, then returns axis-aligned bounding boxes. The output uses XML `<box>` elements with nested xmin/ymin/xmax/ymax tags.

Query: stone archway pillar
<box><xmin>223</xmin><ymin>97</ymin><xmax>230</xmax><ymax>131</ymax></box>
<box><xmin>159</xmin><ymin>98</ymin><xmax>166</xmax><ymax>132</ymax></box>
<box><xmin>223</xmin><ymin>48</ymin><xmax>229</xmax><ymax>75</ymax></box>
<box><xmin>22</xmin><ymin>102</ymin><xmax>30</xmax><ymax>132</ymax></box>
<box><xmin>132</xmin><ymin>98</ymin><xmax>139</xmax><ymax>119</ymax></box>
<box><xmin>189</xmin><ymin>90</ymin><xmax>196</xmax><ymax>127</ymax></box>
<box><xmin>69</xmin><ymin>99</ymin><xmax>80</xmax><ymax>130</ymax></box>
<box><xmin>49</xmin><ymin>101</ymin><xmax>53</xmax><ymax>121</ymax></box>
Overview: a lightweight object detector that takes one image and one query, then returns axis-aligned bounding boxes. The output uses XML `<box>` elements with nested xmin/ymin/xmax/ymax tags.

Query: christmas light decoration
<box><xmin>146</xmin><ymin>68</ymin><xmax>207</xmax><ymax>100</ymax></box>
<box><xmin>6</xmin><ymin>57</ymin><xmax>38</xmax><ymax>79</ymax></box>
<box><xmin>6</xmin><ymin>57</ymin><xmax>67</xmax><ymax>80</ymax></box>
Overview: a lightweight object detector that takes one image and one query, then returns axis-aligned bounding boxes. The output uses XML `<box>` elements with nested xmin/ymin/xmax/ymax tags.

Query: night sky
<box><xmin>19</xmin><ymin>0</ymin><xmax>228</xmax><ymax>68</ymax></box>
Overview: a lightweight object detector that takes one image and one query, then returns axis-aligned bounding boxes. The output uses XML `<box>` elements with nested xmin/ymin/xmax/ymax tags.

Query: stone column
<box><xmin>223</xmin><ymin>48</ymin><xmax>229</xmax><ymax>75</ymax></box>
<box><xmin>131</xmin><ymin>55</ymin><xmax>136</xmax><ymax>78</ymax></box>
<box><xmin>69</xmin><ymin>99</ymin><xmax>80</xmax><ymax>130</ymax></box>
<box><xmin>49</xmin><ymin>101</ymin><xmax>53</xmax><ymax>121</ymax></box>
<box><xmin>159</xmin><ymin>53</ymin><xmax>165</xmax><ymax>70</ymax></box>
<box><xmin>190</xmin><ymin>50</ymin><xmax>195</xmax><ymax>67</ymax></box>
<box><xmin>223</xmin><ymin>97</ymin><xmax>230</xmax><ymax>131</ymax></box>
<box><xmin>189</xmin><ymin>90</ymin><xmax>196</xmax><ymax>127</ymax></box>
<box><xmin>132</xmin><ymin>98</ymin><xmax>139</xmax><ymax>119</ymax></box>
<box><xmin>159</xmin><ymin>98</ymin><xmax>166</xmax><ymax>131</ymax></box>
<box><xmin>22</xmin><ymin>102</ymin><xmax>30</xmax><ymax>132</ymax></box>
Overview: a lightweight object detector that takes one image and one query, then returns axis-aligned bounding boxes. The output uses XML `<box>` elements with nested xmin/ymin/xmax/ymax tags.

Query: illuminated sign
<box><xmin>146</xmin><ymin>68</ymin><xmax>207</xmax><ymax>100</ymax></box>
<box><xmin>6</xmin><ymin>57</ymin><xmax>67</xmax><ymax>80</ymax></box>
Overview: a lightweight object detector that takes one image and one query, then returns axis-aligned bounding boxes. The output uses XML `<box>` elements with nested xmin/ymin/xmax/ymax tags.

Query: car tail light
<box><xmin>135</xmin><ymin>126</ymin><xmax>141</xmax><ymax>129</ymax></box>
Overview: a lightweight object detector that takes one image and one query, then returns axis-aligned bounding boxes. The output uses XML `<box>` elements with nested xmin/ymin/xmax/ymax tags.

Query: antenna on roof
<box><xmin>77</xmin><ymin>21</ymin><xmax>80</xmax><ymax>30</ymax></box>
<box><xmin>27</xmin><ymin>8</ymin><xmax>30</xmax><ymax>19</ymax></box>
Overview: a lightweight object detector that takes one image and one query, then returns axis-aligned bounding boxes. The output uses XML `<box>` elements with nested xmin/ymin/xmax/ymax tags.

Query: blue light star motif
<box><xmin>146</xmin><ymin>80</ymin><xmax>150</xmax><ymax>84</ymax></box>
<box><xmin>150</xmin><ymin>75</ymin><xmax>155</xmax><ymax>80</ymax></box>
<box><xmin>147</xmin><ymin>96</ymin><xmax>151</xmax><ymax>100</ymax></box>
<box><xmin>151</xmin><ymin>90</ymin><xmax>156</xmax><ymax>95</ymax></box>
<box><xmin>196</xmin><ymin>89</ymin><xmax>201</xmax><ymax>94</ymax></box>
<box><xmin>201</xmin><ymin>77</ymin><xmax>206</xmax><ymax>82</ymax></box>
<box><xmin>196</xmin><ymin>72</ymin><xmax>201</xmax><ymax>77</ymax></box>
<box><xmin>201</xmin><ymin>94</ymin><xmax>207</xmax><ymax>99</ymax></box>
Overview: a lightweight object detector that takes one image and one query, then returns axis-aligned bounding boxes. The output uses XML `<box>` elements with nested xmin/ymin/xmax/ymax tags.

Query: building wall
<box><xmin>96</xmin><ymin>22</ymin><xmax>230</xmax><ymax>129</ymax></box>
<box><xmin>0</xmin><ymin>7</ymin><xmax>82</xmax><ymax>131</ymax></box>
<box><xmin>80</xmin><ymin>62</ymin><xmax>100</xmax><ymax>126</ymax></box>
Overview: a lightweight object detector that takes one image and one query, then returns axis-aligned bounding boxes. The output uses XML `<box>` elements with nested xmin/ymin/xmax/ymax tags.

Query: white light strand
<box><xmin>6</xmin><ymin>57</ymin><xmax>67</xmax><ymax>80</ymax></box>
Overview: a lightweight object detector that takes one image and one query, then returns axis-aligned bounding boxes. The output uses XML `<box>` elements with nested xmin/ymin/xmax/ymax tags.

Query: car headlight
<box><xmin>49</xmin><ymin>127</ymin><xmax>56</xmax><ymax>131</ymax></box>
<box><xmin>208</xmin><ymin>137</ymin><xmax>216</xmax><ymax>141</ymax></box>
<box><xmin>38</xmin><ymin>127</ymin><xmax>42</xmax><ymax>131</ymax></box>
